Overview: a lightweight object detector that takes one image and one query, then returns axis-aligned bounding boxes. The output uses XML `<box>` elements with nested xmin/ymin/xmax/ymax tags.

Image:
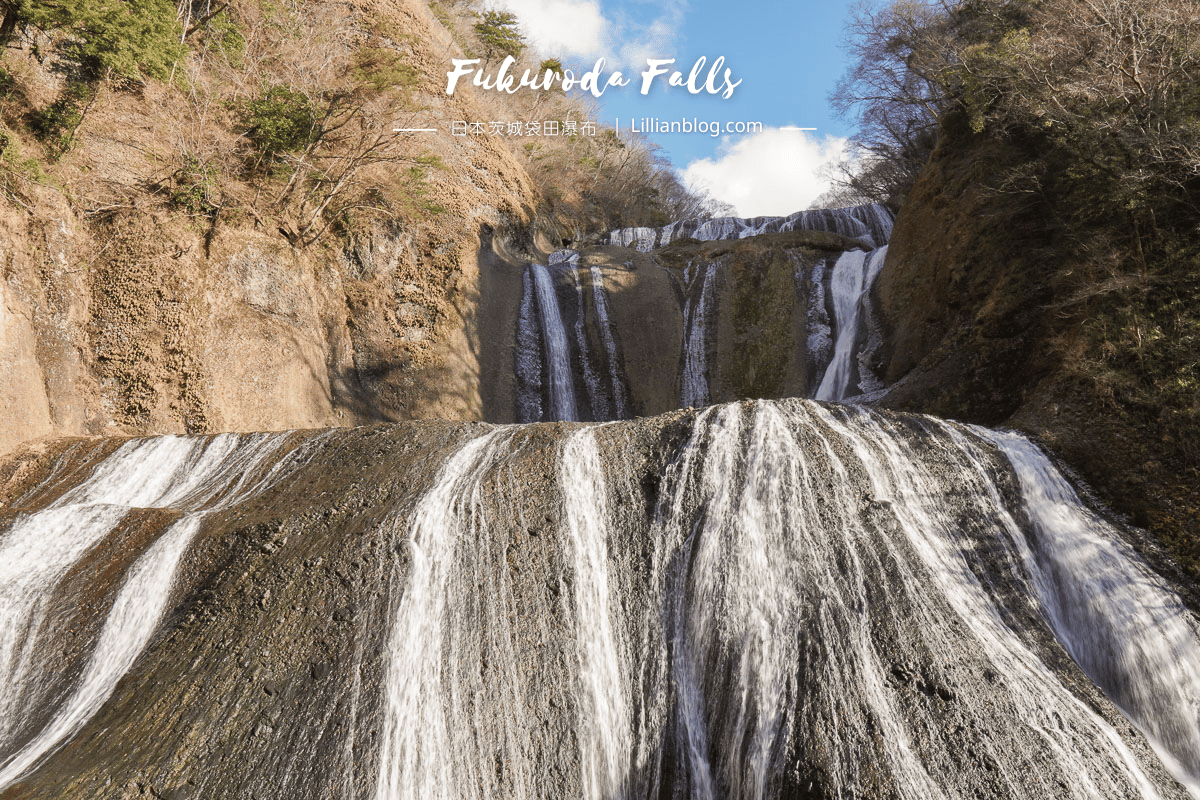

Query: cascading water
<box><xmin>976</xmin><ymin>428</ymin><xmax>1200</xmax><ymax>795</ymax></box>
<box><xmin>2</xmin><ymin>402</ymin><xmax>1199</xmax><ymax>799</ymax></box>
<box><xmin>515</xmin><ymin>267</ymin><xmax>545</xmax><ymax>423</ymax></box>
<box><xmin>798</xmin><ymin>254</ymin><xmax>834</xmax><ymax>392</ymax></box>
<box><xmin>514</xmin><ymin>255</ymin><xmax>631</xmax><ymax>423</ymax></box>
<box><xmin>680</xmin><ymin>261</ymin><xmax>717</xmax><ymax>408</ymax></box>
<box><xmin>373</xmin><ymin>430</ymin><xmax>514</xmax><ymax>800</ymax></box>
<box><xmin>562</xmin><ymin>428</ymin><xmax>632</xmax><ymax>800</ymax></box>
<box><xmin>589</xmin><ymin>266</ymin><xmax>631</xmax><ymax>420</ymax></box>
<box><xmin>0</xmin><ymin>515</ymin><xmax>204</xmax><ymax>786</ymax></box>
<box><xmin>583</xmin><ymin>204</ymin><xmax>896</xmax><ymax>413</ymax></box>
<box><xmin>0</xmin><ymin>432</ymin><xmax>297</xmax><ymax>789</ymax></box>
<box><xmin>571</xmin><ymin>269</ymin><xmax>610</xmax><ymax>422</ymax></box>
<box><xmin>606</xmin><ymin>226</ymin><xmax>659</xmax><ymax>251</ymax></box>
<box><xmin>528</xmin><ymin>263</ymin><xmax>579</xmax><ymax>421</ymax></box>
<box><xmin>814</xmin><ymin>245</ymin><xmax>889</xmax><ymax>401</ymax></box>
<box><xmin>654</xmin><ymin>400</ymin><xmax>1199</xmax><ymax>799</ymax></box>
<box><xmin>602</xmin><ymin>203</ymin><xmax>894</xmax><ymax>252</ymax></box>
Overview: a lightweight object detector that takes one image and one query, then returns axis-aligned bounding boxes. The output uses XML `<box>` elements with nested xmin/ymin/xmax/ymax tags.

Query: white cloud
<box><xmin>617</xmin><ymin>4</ymin><xmax>685</xmax><ymax>71</ymax></box>
<box><xmin>488</xmin><ymin>0</ymin><xmax>608</xmax><ymax>58</ymax></box>
<box><xmin>682</xmin><ymin>129</ymin><xmax>849</xmax><ymax>217</ymax></box>
<box><xmin>487</xmin><ymin>0</ymin><xmax>686</xmax><ymax>70</ymax></box>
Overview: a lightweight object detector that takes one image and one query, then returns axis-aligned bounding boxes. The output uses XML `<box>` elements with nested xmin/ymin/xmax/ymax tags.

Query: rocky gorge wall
<box><xmin>0</xmin><ymin>0</ymin><xmax>538</xmax><ymax>459</ymax></box>
<box><xmin>1</xmin><ymin>4</ymin><xmax>1198</xmax><ymax>790</ymax></box>
<box><xmin>480</xmin><ymin>229</ymin><xmax>868</xmax><ymax>423</ymax></box>
<box><xmin>5</xmin><ymin>112</ymin><xmax>1200</xmax><ymax>800</ymax></box>
<box><xmin>485</xmin><ymin>204</ymin><xmax>895</xmax><ymax>424</ymax></box>
<box><xmin>870</xmin><ymin>125</ymin><xmax>1200</xmax><ymax>578</ymax></box>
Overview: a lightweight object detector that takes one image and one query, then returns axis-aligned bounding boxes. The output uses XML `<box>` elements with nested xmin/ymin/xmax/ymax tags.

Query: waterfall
<box><xmin>602</xmin><ymin>203</ymin><xmax>894</xmax><ymax>252</ymax></box>
<box><xmin>572</xmin><ymin>269</ymin><xmax>610</xmax><ymax>421</ymax></box>
<box><xmin>690</xmin><ymin>216</ymin><xmax>768</xmax><ymax>242</ymax></box>
<box><xmin>0</xmin><ymin>432</ymin><xmax>293</xmax><ymax>789</ymax></box>
<box><xmin>784</xmin><ymin>208</ymin><xmax>870</xmax><ymax>242</ymax></box>
<box><xmin>851</xmin><ymin>202</ymin><xmax>896</xmax><ymax>248</ymax></box>
<box><xmin>515</xmin><ymin>268</ymin><xmax>545</xmax><ymax>423</ymax></box>
<box><xmin>606</xmin><ymin>226</ymin><xmax>659</xmax><ymax>252</ymax></box>
<box><xmin>524</xmin><ymin>263</ymin><xmax>578</xmax><ymax>421</ymax></box>
<box><xmin>814</xmin><ymin>245</ymin><xmax>889</xmax><ymax>401</ymax></box>
<box><xmin>515</xmin><ymin>258</ymin><xmax>630</xmax><ymax>423</ymax></box>
<box><xmin>373</xmin><ymin>424</ymin><xmax>636</xmax><ymax>800</ymax></box>
<box><xmin>680</xmin><ymin>261</ymin><xmax>717</xmax><ymax>408</ymax></box>
<box><xmin>654</xmin><ymin>400</ymin><xmax>1196</xmax><ymax>799</ymax></box>
<box><xmin>4</xmin><ymin>403</ymin><xmax>1199</xmax><ymax>799</ymax></box>
<box><xmin>374</xmin><ymin>430</ymin><xmax>513</xmax><ymax>800</ymax></box>
<box><xmin>801</xmin><ymin>256</ymin><xmax>834</xmax><ymax>393</ymax></box>
<box><xmin>562</xmin><ymin>428</ymin><xmax>631</xmax><ymax>800</ymax></box>
<box><xmin>976</xmin><ymin>428</ymin><xmax>1200</xmax><ymax>796</ymax></box>
<box><xmin>590</xmin><ymin>205</ymin><xmax>896</xmax><ymax>412</ymax></box>
<box><xmin>0</xmin><ymin>516</ymin><xmax>203</xmax><ymax>786</ymax></box>
<box><xmin>590</xmin><ymin>266</ymin><xmax>630</xmax><ymax>420</ymax></box>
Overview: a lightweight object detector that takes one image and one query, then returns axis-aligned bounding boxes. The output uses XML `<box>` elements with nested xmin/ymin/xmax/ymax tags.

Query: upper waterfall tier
<box><xmin>1</xmin><ymin>403</ymin><xmax>1197</xmax><ymax>799</ymax></box>
<box><xmin>601</xmin><ymin>203</ymin><xmax>894</xmax><ymax>252</ymax></box>
<box><xmin>509</xmin><ymin>205</ymin><xmax>894</xmax><ymax>422</ymax></box>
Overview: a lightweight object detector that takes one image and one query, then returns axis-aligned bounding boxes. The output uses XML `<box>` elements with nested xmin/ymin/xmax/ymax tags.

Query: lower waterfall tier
<box><xmin>0</xmin><ymin>401</ymin><xmax>1197</xmax><ymax>800</ymax></box>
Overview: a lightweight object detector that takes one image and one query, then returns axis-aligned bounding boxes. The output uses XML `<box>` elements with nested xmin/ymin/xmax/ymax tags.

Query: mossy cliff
<box><xmin>874</xmin><ymin>113</ymin><xmax>1200</xmax><ymax>580</ymax></box>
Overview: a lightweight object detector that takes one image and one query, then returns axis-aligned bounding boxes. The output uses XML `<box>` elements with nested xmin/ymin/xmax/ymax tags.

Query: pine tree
<box><xmin>473</xmin><ymin>10</ymin><xmax>524</xmax><ymax>62</ymax></box>
<box><xmin>17</xmin><ymin>0</ymin><xmax>185</xmax><ymax>82</ymax></box>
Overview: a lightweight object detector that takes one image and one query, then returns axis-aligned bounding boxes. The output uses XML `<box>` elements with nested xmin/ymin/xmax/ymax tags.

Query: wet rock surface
<box><xmin>1</xmin><ymin>402</ymin><xmax>1196</xmax><ymax>799</ymax></box>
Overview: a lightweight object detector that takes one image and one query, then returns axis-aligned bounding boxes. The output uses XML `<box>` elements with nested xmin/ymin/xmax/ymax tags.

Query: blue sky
<box><xmin>485</xmin><ymin>0</ymin><xmax>864</xmax><ymax>215</ymax></box>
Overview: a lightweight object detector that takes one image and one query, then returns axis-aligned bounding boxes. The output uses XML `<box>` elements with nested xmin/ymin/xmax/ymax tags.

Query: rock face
<box><xmin>870</xmin><ymin>127</ymin><xmax>1200</xmax><ymax>578</ymax></box>
<box><xmin>0</xmin><ymin>0</ymin><xmax>538</xmax><ymax>459</ymax></box>
<box><xmin>2</xmin><ymin>400</ymin><xmax>1199</xmax><ymax>799</ymax></box>
<box><xmin>2</xmin><ymin>0</ymin><xmax>1196</xmax><ymax>793</ymax></box>
<box><xmin>0</xmin><ymin>199</ymin><xmax>530</xmax><ymax>457</ymax></box>
<box><xmin>870</xmin><ymin>136</ymin><xmax>1053</xmax><ymax>425</ymax></box>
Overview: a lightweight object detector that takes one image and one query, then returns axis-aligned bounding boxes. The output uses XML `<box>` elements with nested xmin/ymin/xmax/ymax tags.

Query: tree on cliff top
<box><xmin>2</xmin><ymin>0</ymin><xmax>186</xmax><ymax>154</ymax></box>
<box><xmin>473</xmin><ymin>10</ymin><xmax>524</xmax><ymax>62</ymax></box>
<box><xmin>8</xmin><ymin>0</ymin><xmax>185</xmax><ymax>81</ymax></box>
<box><xmin>832</xmin><ymin>0</ymin><xmax>1200</xmax><ymax>215</ymax></box>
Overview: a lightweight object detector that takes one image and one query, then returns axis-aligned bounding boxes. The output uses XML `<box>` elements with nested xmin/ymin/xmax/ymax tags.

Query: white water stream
<box><xmin>645</xmin><ymin>400</ymin><xmax>1200</xmax><ymax>799</ymax></box>
<box><xmin>604</xmin><ymin>203</ymin><xmax>894</xmax><ymax>252</ymax></box>
<box><xmin>978</xmin><ymin>427</ymin><xmax>1200</xmax><ymax>796</ymax></box>
<box><xmin>0</xmin><ymin>432</ymin><xmax>291</xmax><ymax>788</ymax></box>
<box><xmin>562</xmin><ymin>428</ymin><xmax>632</xmax><ymax>799</ymax></box>
<box><xmin>374</xmin><ymin>430</ymin><xmax>513</xmax><ymax>800</ymax></box>
<box><xmin>4</xmin><ymin>400</ymin><xmax>1198</xmax><ymax>800</ymax></box>
<box><xmin>680</xmin><ymin>262</ymin><xmax>717</xmax><ymax>409</ymax></box>
<box><xmin>590</xmin><ymin>266</ymin><xmax>630</xmax><ymax>420</ymax></box>
<box><xmin>530</xmin><ymin>264</ymin><xmax>579</xmax><ymax>421</ymax></box>
<box><xmin>815</xmin><ymin>245</ymin><xmax>889</xmax><ymax>401</ymax></box>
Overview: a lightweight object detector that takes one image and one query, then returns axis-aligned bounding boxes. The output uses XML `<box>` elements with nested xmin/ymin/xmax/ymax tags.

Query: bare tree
<box><xmin>830</xmin><ymin>0</ymin><xmax>960</xmax><ymax>203</ymax></box>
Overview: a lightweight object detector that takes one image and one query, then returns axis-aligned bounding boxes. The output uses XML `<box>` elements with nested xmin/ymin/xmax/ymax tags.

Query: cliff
<box><xmin>0</xmin><ymin>0</ymin><xmax>539</xmax><ymax>457</ymax></box>
<box><xmin>874</xmin><ymin>116</ymin><xmax>1200</xmax><ymax>578</ymax></box>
